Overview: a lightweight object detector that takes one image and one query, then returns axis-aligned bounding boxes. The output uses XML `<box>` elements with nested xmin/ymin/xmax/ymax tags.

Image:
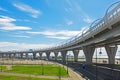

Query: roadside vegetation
<box><xmin>3</xmin><ymin>64</ymin><xmax>69</xmax><ymax>76</ymax></box>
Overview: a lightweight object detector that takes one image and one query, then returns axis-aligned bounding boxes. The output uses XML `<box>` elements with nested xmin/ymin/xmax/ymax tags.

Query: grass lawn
<box><xmin>0</xmin><ymin>66</ymin><xmax>6</xmax><ymax>71</ymax></box>
<box><xmin>0</xmin><ymin>74</ymin><xmax>56</xmax><ymax>80</ymax></box>
<box><xmin>5</xmin><ymin>64</ymin><xmax>69</xmax><ymax>76</ymax></box>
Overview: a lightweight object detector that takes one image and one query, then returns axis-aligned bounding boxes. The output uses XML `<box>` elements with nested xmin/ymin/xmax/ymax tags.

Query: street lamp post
<box><xmin>58</xmin><ymin>65</ymin><xmax>61</xmax><ymax>80</ymax></box>
<box><xmin>95</xmin><ymin>49</ymin><xmax>98</xmax><ymax>80</ymax></box>
<box><xmin>66</xmin><ymin>53</ymin><xmax>71</xmax><ymax>74</ymax></box>
<box><xmin>0</xmin><ymin>54</ymin><xmax>3</xmax><ymax>72</ymax></box>
<box><xmin>41</xmin><ymin>59</ymin><xmax>44</xmax><ymax>75</ymax></box>
<box><xmin>119</xmin><ymin>51</ymin><xmax>120</xmax><ymax>64</ymax></box>
<box><xmin>99</xmin><ymin>48</ymin><xmax>102</xmax><ymax>63</ymax></box>
<box><xmin>66</xmin><ymin>54</ymin><xmax>68</xmax><ymax>74</ymax></box>
<box><xmin>12</xmin><ymin>54</ymin><xmax>14</xmax><ymax>66</ymax></box>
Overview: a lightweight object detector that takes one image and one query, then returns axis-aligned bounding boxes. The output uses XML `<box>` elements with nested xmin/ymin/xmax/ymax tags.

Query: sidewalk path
<box><xmin>0</xmin><ymin>72</ymin><xmax>59</xmax><ymax>79</ymax></box>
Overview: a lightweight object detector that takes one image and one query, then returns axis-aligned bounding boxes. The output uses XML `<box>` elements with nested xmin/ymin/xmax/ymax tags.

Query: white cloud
<box><xmin>66</xmin><ymin>0</ymin><xmax>73</xmax><ymax>7</ymax></box>
<box><xmin>83</xmin><ymin>16</ymin><xmax>94</xmax><ymax>23</ymax></box>
<box><xmin>45</xmin><ymin>0</ymin><xmax>51</xmax><ymax>6</ymax></box>
<box><xmin>47</xmin><ymin>36</ymin><xmax>70</xmax><ymax>40</ymax></box>
<box><xmin>0</xmin><ymin>7</ymin><xmax>8</xmax><ymax>12</ymax></box>
<box><xmin>27</xmin><ymin>30</ymin><xmax>80</xmax><ymax>36</ymax></box>
<box><xmin>0</xmin><ymin>42</ymin><xmax>55</xmax><ymax>51</ymax></box>
<box><xmin>27</xmin><ymin>30</ymin><xmax>82</xmax><ymax>40</ymax></box>
<box><xmin>12</xmin><ymin>35</ymin><xmax>30</xmax><ymax>38</ymax></box>
<box><xmin>55</xmin><ymin>24</ymin><xmax>64</xmax><ymax>27</ymax></box>
<box><xmin>17</xmin><ymin>19</ymin><xmax>38</xmax><ymax>23</ymax></box>
<box><xmin>66</xmin><ymin>20</ymin><xmax>73</xmax><ymax>26</ymax></box>
<box><xmin>0</xmin><ymin>15</ymin><xmax>32</xmax><ymax>31</ymax></box>
<box><xmin>13</xmin><ymin>2</ymin><xmax>41</xmax><ymax>18</ymax></box>
<box><xmin>65</xmin><ymin>8</ymin><xmax>73</xmax><ymax>12</ymax></box>
<box><xmin>65</xmin><ymin>0</ymin><xmax>94</xmax><ymax>23</ymax></box>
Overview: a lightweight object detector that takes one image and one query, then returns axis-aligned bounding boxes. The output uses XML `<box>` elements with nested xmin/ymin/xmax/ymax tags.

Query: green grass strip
<box><xmin>5</xmin><ymin>64</ymin><xmax>69</xmax><ymax>76</ymax></box>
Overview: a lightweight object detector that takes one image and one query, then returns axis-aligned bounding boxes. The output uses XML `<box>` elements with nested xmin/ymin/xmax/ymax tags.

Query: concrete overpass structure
<box><xmin>0</xmin><ymin>1</ymin><xmax>120</xmax><ymax>64</ymax></box>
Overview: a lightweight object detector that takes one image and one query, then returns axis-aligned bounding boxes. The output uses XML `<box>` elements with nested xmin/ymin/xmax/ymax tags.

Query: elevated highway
<box><xmin>0</xmin><ymin>1</ymin><xmax>120</xmax><ymax>64</ymax></box>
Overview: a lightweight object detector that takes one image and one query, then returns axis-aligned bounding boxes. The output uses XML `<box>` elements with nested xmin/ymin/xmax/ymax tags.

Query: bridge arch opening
<box><xmin>58</xmin><ymin>52</ymin><xmax>62</xmax><ymax>61</ymax></box>
<box><xmin>49</xmin><ymin>52</ymin><xmax>55</xmax><ymax>60</ymax></box>
<box><xmin>78</xmin><ymin>50</ymin><xmax>86</xmax><ymax>62</ymax></box>
<box><xmin>35</xmin><ymin>53</ymin><xmax>39</xmax><ymax>59</ymax></box>
<box><xmin>92</xmin><ymin>47</ymin><xmax>108</xmax><ymax>64</ymax></box>
<box><xmin>28</xmin><ymin>53</ymin><xmax>33</xmax><ymax>59</ymax></box>
<box><xmin>66</xmin><ymin>51</ymin><xmax>74</xmax><ymax>62</ymax></box>
<box><xmin>41</xmin><ymin>52</ymin><xmax>47</xmax><ymax>60</ymax></box>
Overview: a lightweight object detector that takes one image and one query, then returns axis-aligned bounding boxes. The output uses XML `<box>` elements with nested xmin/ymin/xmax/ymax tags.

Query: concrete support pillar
<box><xmin>13</xmin><ymin>53</ymin><xmax>16</xmax><ymax>58</ymax></box>
<box><xmin>33</xmin><ymin>53</ymin><xmax>36</xmax><ymax>59</ymax></box>
<box><xmin>20</xmin><ymin>53</ymin><xmax>23</xmax><ymax>59</ymax></box>
<box><xmin>2</xmin><ymin>53</ymin><xmax>4</xmax><ymax>58</ymax></box>
<box><xmin>9</xmin><ymin>53</ymin><xmax>12</xmax><ymax>58</ymax></box>
<box><xmin>16</xmin><ymin>53</ymin><xmax>19</xmax><ymax>58</ymax></box>
<box><xmin>61</xmin><ymin>51</ymin><xmax>67</xmax><ymax>63</ymax></box>
<box><xmin>6</xmin><ymin>53</ymin><xmax>9</xmax><ymax>58</ymax></box>
<box><xmin>0</xmin><ymin>54</ymin><xmax>2</xmax><ymax>58</ymax></box>
<box><xmin>1</xmin><ymin>54</ymin><xmax>4</xmax><ymax>58</ymax></box>
<box><xmin>105</xmin><ymin>45</ymin><xmax>118</xmax><ymax>64</ymax></box>
<box><xmin>83</xmin><ymin>46</ymin><xmax>95</xmax><ymax>64</ymax></box>
<box><xmin>46</xmin><ymin>52</ymin><xmax>50</xmax><ymax>60</ymax></box>
<box><xmin>54</xmin><ymin>52</ymin><xmax>58</xmax><ymax>61</ymax></box>
<box><xmin>73</xmin><ymin>50</ymin><xmax>79</xmax><ymax>62</ymax></box>
<box><xmin>39</xmin><ymin>52</ymin><xmax>42</xmax><ymax>59</ymax></box>
<box><xmin>25</xmin><ymin>53</ymin><xmax>28</xmax><ymax>59</ymax></box>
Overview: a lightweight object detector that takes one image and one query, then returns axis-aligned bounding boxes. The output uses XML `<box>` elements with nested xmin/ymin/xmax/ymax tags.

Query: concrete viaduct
<box><xmin>0</xmin><ymin>1</ymin><xmax>120</xmax><ymax>64</ymax></box>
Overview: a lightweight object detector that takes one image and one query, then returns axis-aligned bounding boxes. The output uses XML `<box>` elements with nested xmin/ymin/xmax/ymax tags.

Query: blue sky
<box><xmin>0</xmin><ymin>0</ymin><xmax>119</xmax><ymax>51</ymax></box>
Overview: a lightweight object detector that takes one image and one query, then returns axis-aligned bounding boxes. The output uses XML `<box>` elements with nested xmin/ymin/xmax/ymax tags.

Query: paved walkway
<box><xmin>68</xmin><ymin>68</ymin><xmax>85</xmax><ymax>80</ymax></box>
<box><xmin>0</xmin><ymin>72</ymin><xmax>61</xmax><ymax>79</ymax></box>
